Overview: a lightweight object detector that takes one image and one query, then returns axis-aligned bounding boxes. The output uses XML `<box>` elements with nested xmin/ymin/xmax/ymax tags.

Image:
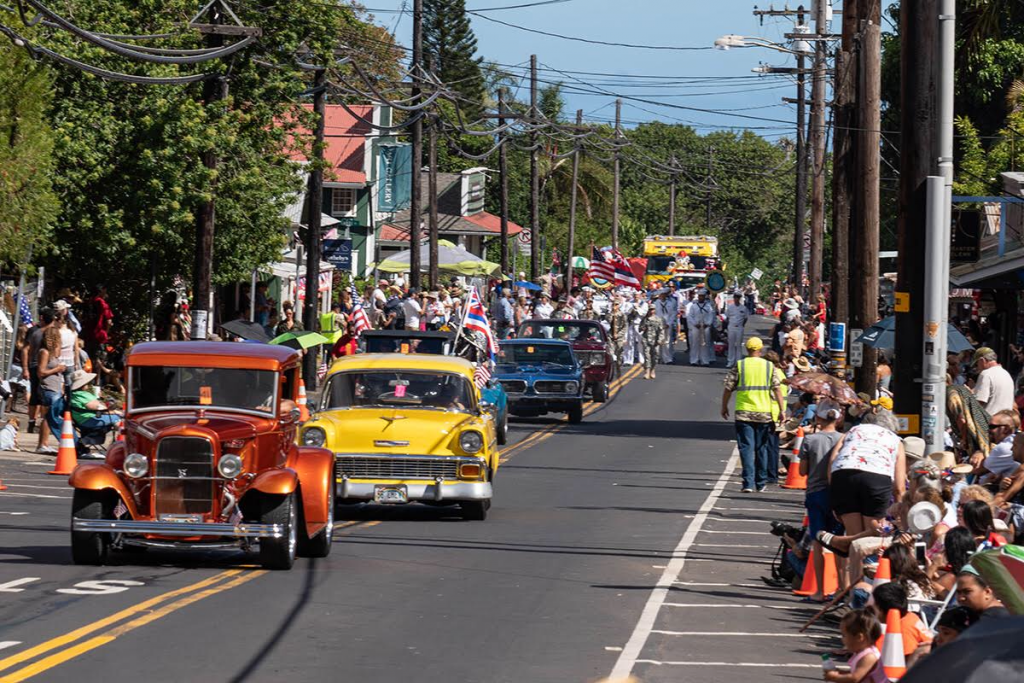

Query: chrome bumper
<box><xmin>336</xmin><ymin>478</ymin><xmax>492</xmax><ymax>502</ymax></box>
<box><xmin>71</xmin><ymin>519</ymin><xmax>283</xmax><ymax>539</ymax></box>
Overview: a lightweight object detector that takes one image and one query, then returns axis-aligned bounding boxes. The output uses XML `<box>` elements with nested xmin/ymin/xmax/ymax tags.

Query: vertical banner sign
<box><xmin>828</xmin><ymin>322</ymin><xmax>847</xmax><ymax>353</ymax></box>
<box><xmin>377</xmin><ymin>143</ymin><xmax>411</xmax><ymax>212</ymax></box>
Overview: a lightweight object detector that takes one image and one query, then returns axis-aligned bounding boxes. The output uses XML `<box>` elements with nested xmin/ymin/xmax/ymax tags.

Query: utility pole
<box><xmin>408</xmin><ymin>0</ymin><xmax>423</xmax><ymax>290</ymax></box>
<box><xmin>807</xmin><ymin>0</ymin><xmax>827</xmax><ymax>302</ymax></box>
<box><xmin>706</xmin><ymin>146</ymin><xmax>714</xmax><ymax>230</ymax></box>
<box><xmin>831</xmin><ymin>0</ymin><xmax>859</xmax><ymax>334</ymax></box>
<box><xmin>302</xmin><ymin>68</ymin><xmax>327</xmax><ymax>387</ymax></box>
<box><xmin>565</xmin><ymin>109</ymin><xmax>582</xmax><ymax>290</ymax></box>
<box><xmin>855</xmin><ymin>1</ymin><xmax>882</xmax><ymax>396</ymax></box>
<box><xmin>893</xmin><ymin>0</ymin><xmax>938</xmax><ymax>417</ymax></box>
<box><xmin>793</xmin><ymin>5</ymin><xmax>808</xmax><ymax>290</ymax></box>
<box><xmin>668</xmin><ymin>155</ymin><xmax>677</xmax><ymax>237</ymax></box>
<box><xmin>428</xmin><ymin>111</ymin><xmax>439</xmax><ymax>289</ymax></box>
<box><xmin>498</xmin><ymin>88</ymin><xmax>510</xmax><ymax>276</ymax></box>
<box><xmin>612</xmin><ymin>98</ymin><xmax>622</xmax><ymax>249</ymax></box>
<box><xmin>529</xmin><ymin>54</ymin><xmax>541</xmax><ymax>281</ymax></box>
<box><xmin>190</xmin><ymin>4</ymin><xmax>227</xmax><ymax>340</ymax></box>
<box><xmin>921</xmin><ymin>0</ymin><xmax>955</xmax><ymax>450</ymax></box>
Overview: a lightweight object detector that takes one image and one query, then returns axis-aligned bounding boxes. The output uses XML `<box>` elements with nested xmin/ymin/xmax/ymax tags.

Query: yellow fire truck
<box><xmin>641</xmin><ymin>235</ymin><xmax>722</xmax><ymax>290</ymax></box>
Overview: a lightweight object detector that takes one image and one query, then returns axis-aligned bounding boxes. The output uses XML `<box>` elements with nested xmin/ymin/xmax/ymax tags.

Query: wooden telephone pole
<box><xmin>807</xmin><ymin>0</ymin><xmax>828</xmax><ymax>301</ymax></box>
<box><xmin>565</xmin><ymin>109</ymin><xmax>583</xmax><ymax>291</ymax></box>
<box><xmin>530</xmin><ymin>55</ymin><xmax>541</xmax><ymax>281</ymax></box>
<box><xmin>611</xmin><ymin>98</ymin><xmax>621</xmax><ymax>249</ymax></box>
<box><xmin>668</xmin><ymin>156</ymin><xmax>677</xmax><ymax>237</ymax></box>
<box><xmin>498</xmin><ymin>89</ymin><xmax>510</xmax><ymax>276</ymax></box>
<box><xmin>408</xmin><ymin>0</ymin><xmax>423</xmax><ymax>290</ymax></box>
<box><xmin>302</xmin><ymin>67</ymin><xmax>327</xmax><ymax>388</ymax></box>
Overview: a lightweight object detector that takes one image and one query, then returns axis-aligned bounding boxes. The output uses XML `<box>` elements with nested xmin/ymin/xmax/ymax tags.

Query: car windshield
<box><xmin>499</xmin><ymin>344</ymin><xmax>574</xmax><ymax>366</ymax></box>
<box><xmin>130</xmin><ymin>366</ymin><xmax>279</xmax><ymax>413</ymax></box>
<box><xmin>517</xmin><ymin>322</ymin><xmax>603</xmax><ymax>343</ymax></box>
<box><xmin>363</xmin><ymin>336</ymin><xmax>448</xmax><ymax>354</ymax></box>
<box><xmin>646</xmin><ymin>254</ymin><xmax>718</xmax><ymax>275</ymax></box>
<box><xmin>323</xmin><ymin>371</ymin><xmax>475</xmax><ymax>412</ymax></box>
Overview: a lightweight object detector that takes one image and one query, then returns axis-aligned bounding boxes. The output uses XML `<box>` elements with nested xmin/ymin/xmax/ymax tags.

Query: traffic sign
<box><xmin>750</xmin><ymin>267</ymin><xmax>763</xmax><ymax>281</ymax></box>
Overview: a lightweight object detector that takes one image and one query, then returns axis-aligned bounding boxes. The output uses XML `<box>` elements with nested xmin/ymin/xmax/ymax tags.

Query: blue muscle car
<box><xmin>495</xmin><ymin>339</ymin><xmax>585</xmax><ymax>424</ymax></box>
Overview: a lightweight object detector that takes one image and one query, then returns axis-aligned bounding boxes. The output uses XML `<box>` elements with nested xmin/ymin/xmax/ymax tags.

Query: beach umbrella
<box><xmin>269</xmin><ymin>330</ymin><xmax>329</xmax><ymax>350</ymax></box>
<box><xmin>971</xmin><ymin>545</ymin><xmax>1024</xmax><ymax>615</ymax></box>
<box><xmin>785</xmin><ymin>371</ymin><xmax>861</xmax><ymax>404</ymax></box>
<box><xmin>570</xmin><ymin>256</ymin><xmax>590</xmax><ymax>269</ymax></box>
<box><xmin>901</xmin><ymin>616</ymin><xmax>1024</xmax><ymax>683</ymax></box>
<box><xmin>856</xmin><ymin>316</ymin><xmax>973</xmax><ymax>353</ymax></box>
<box><xmin>513</xmin><ymin>280</ymin><xmax>541</xmax><ymax>291</ymax></box>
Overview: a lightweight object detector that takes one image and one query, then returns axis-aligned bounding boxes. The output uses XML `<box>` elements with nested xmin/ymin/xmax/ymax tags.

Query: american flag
<box><xmin>349</xmin><ymin>303</ymin><xmax>372</xmax><ymax>337</ymax></box>
<box><xmin>18</xmin><ymin>295</ymin><xmax>33</xmax><ymax>327</ymax></box>
<box><xmin>317</xmin><ymin>361</ymin><xmax>328</xmax><ymax>381</ymax></box>
<box><xmin>113</xmin><ymin>498</ymin><xmax>128</xmax><ymax>519</ymax></box>
<box><xmin>588</xmin><ymin>245</ymin><xmax>615</xmax><ymax>282</ymax></box>
<box><xmin>473</xmin><ymin>361</ymin><xmax>492</xmax><ymax>389</ymax></box>
<box><xmin>463</xmin><ymin>286</ymin><xmax>499</xmax><ymax>358</ymax></box>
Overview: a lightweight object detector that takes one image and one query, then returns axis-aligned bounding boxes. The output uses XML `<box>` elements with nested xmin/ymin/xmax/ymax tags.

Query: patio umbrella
<box><xmin>570</xmin><ymin>255</ymin><xmax>590</xmax><ymax>269</ymax></box>
<box><xmin>785</xmin><ymin>372</ymin><xmax>861</xmax><ymax>405</ymax></box>
<box><xmin>221</xmin><ymin>319</ymin><xmax>270</xmax><ymax>343</ymax></box>
<box><xmin>855</xmin><ymin>316</ymin><xmax>974</xmax><ymax>353</ymax></box>
<box><xmin>269</xmin><ymin>330</ymin><xmax>329</xmax><ymax>350</ymax></box>
<box><xmin>373</xmin><ymin>240</ymin><xmax>500</xmax><ymax>276</ymax></box>
<box><xmin>900</xmin><ymin>616</ymin><xmax>1024</xmax><ymax>683</ymax></box>
<box><xmin>971</xmin><ymin>545</ymin><xmax>1024</xmax><ymax>615</ymax></box>
<box><xmin>513</xmin><ymin>280</ymin><xmax>541</xmax><ymax>291</ymax></box>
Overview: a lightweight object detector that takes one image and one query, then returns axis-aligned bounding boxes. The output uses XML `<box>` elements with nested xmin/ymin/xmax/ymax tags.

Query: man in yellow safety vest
<box><xmin>720</xmin><ymin>337</ymin><xmax>786</xmax><ymax>492</ymax></box>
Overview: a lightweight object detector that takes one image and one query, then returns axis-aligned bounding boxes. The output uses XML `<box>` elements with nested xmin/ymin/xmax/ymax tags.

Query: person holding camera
<box><xmin>798</xmin><ymin>399</ymin><xmax>843</xmax><ymax>600</ymax></box>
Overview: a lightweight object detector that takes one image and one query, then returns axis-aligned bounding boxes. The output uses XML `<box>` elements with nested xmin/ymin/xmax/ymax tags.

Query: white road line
<box><xmin>0</xmin><ymin>491</ymin><xmax>70</xmax><ymax>500</ymax></box>
<box><xmin>0</xmin><ymin>642</ymin><xmax>22</xmax><ymax>652</ymax></box>
<box><xmin>693</xmin><ymin>543</ymin><xmax>776</xmax><ymax>548</ymax></box>
<box><xmin>674</xmin><ymin>581</ymin><xmax>770</xmax><ymax>588</ymax></box>
<box><xmin>608</xmin><ymin>450</ymin><xmax>739</xmax><ymax>681</ymax></box>
<box><xmin>3</xmin><ymin>484</ymin><xmax>74</xmax><ymax>490</ymax></box>
<box><xmin>664</xmin><ymin>603</ymin><xmax>811</xmax><ymax>611</ymax></box>
<box><xmin>697</xmin><ymin>530</ymin><xmax>770</xmax><ymax>535</ymax></box>
<box><xmin>636</xmin><ymin>660</ymin><xmax>820</xmax><ymax>668</ymax></box>
<box><xmin>690</xmin><ymin>516</ymin><xmax>780</xmax><ymax>523</ymax></box>
<box><xmin>715</xmin><ymin>507</ymin><xmax>799</xmax><ymax>513</ymax></box>
<box><xmin>0</xmin><ymin>512</ymin><xmax>29</xmax><ymax>516</ymax></box>
<box><xmin>651</xmin><ymin>630</ymin><xmax>829</xmax><ymax>638</ymax></box>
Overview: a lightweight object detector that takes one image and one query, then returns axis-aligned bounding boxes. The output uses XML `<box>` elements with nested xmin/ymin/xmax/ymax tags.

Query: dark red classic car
<box><xmin>68</xmin><ymin>342</ymin><xmax>334</xmax><ymax>570</ymax></box>
<box><xmin>515</xmin><ymin>319</ymin><xmax>614</xmax><ymax>402</ymax></box>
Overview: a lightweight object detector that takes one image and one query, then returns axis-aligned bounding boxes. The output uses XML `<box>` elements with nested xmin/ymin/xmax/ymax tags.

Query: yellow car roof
<box><xmin>326</xmin><ymin>353</ymin><xmax>476</xmax><ymax>381</ymax></box>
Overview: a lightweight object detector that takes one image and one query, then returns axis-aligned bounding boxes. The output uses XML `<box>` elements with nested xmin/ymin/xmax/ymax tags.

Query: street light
<box><xmin>713</xmin><ymin>26</ymin><xmax>813</xmax><ymax>56</ymax></box>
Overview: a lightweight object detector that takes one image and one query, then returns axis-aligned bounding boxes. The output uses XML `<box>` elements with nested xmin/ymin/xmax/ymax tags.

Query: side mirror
<box><xmin>479</xmin><ymin>400</ymin><xmax>496</xmax><ymax>417</ymax></box>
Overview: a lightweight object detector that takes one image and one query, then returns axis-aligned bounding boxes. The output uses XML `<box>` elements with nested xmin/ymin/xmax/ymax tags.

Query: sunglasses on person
<box><xmin>989</xmin><ymin>423</ymin><xmax>1014</xmax><ymax>432</ymax></box>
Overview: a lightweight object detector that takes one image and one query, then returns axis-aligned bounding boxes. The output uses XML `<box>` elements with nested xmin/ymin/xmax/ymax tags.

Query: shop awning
<box><xmin>261</xmin><ymin>249</ymin><xmax>333</xmax><ymax>280</ymax></box>
<box><xmin>950</xmin><ymin>244</ymin><xmax>1024</xmax><ymax>289</ymax></box>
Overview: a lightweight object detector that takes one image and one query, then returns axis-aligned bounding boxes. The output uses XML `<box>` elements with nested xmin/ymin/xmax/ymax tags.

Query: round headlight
<box><xmin>565</xmin><ymin>381</ymin><xmax>578</xmax><ymax>393</ymax></box>
<box><xmin>217</xmin><ymin>453</ymin><xmax>244</xmax><ymax>479</ymax></box>
<box><xmin>302</xmin><ymin>427</ymin><xmax>326</xmax><ymax>448</ymax></box>
<box><xmin>459</xmin><ymin>431</ymin><xmax>484</xmax><ymax>454</ymax></box>
<box><xmin>124</xmin><ymin>453</ymin><xmax>148</xmax><ymax>478</ymax></box>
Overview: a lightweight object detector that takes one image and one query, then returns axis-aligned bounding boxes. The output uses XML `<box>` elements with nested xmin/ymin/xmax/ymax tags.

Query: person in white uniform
<box><xmin>686</xmin><ymin>288</ymin><xmax>716</xmax><ymax>366</ymax></box>
<box><xmin>724</xmin><ymin>290</ymin><xmax>749</xmax><ymax>368</ymax></box>
<box><xmin>622</xmin><ymin>290</ymin><xmax>647</xmax><ymax>366</ymax></box>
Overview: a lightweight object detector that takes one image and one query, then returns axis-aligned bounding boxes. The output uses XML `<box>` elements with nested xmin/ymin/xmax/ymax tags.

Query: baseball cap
<box><xmin>53</xmin><ymin>299</ymin><xmax>71</xmax><ymax>312</ymax></box>
<box><xmin>973</xmin><ymin>347</ymin><xmax>996</xmax><ymax>364</ymax></box>
<box><xmin>745</xmin><ymin>337</ymin><xmax>763</xmax><ymax>351</ymax></box>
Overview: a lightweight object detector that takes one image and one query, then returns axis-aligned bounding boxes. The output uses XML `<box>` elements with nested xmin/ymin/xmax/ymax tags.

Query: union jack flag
<box><xmin>473</xmin><ymin>361</ymin><xmax>492</xmax><ymax>389</ymax></box>
<box><xmin>463</xmin><ymin>286</ymin><xmax>498</xmax><ymax>358</ymax></box>
<box><xmin>588</xmin><ymin>245</ymin><xmax>615</xmax><ymax>282</ymax></box>
<box><xmin>18</xmin><ymin>295</ymin><xmax>33</xmax><ymax>327</ymax></box>
<box><xmin>349</xmin><ymin>303</ymin><xmax>372</xmax><ymax>337</ymax></box>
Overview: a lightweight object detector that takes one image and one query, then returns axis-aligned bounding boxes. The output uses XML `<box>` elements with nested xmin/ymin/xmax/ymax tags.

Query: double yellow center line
<box><xmin>499</xmin><ymin>363</ymin><xmax>643</xmax><ymax>463</ymax></box>
<box><xmin>0</xmin><ymin>569</ymin><xmax>265</xmax><ymax>683</ymax></box>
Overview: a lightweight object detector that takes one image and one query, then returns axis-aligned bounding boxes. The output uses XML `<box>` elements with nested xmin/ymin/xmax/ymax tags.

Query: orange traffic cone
<box><xmin>0</xmin><ymin>478</ymin><xmax>6</xmax><ymax>491</ymax></box>
<box><xmin>781</xmin><ymin>428</ymin><xmax>807</xmax><ymax>489</ymax></box>
<box><xmin>879</xmin><ymin>608</ymin><xmax>907</xmax><ymax>680</ymax></box>
<box><xmin>874</xmin><ymin>557</ymin><xmax>892</xmax><ymax>587</ymax></box>
<box><xmin>115</xmin><ymin>417</ymin><xmax>125</xmax><ymax>443</ymax></box>
<box><xmin>297</xmin><ymin>379</ymin><xmax>310</xmax><ymax>422</ymax></box>
<box><xmin>48</xmin><ymin>411</ymin><xmax>78</xmax><ymax>476</ymax></box>
<box><xmin>794</xmin><ymin>548</ymin><xmax>839</xmax><ymax>597</ymax></box>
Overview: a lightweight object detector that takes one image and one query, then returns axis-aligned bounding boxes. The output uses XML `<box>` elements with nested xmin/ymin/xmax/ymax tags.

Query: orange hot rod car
<box><xmin>69</xmin><ymin>342</ymin><xmax>334</xmax><ymax>570</ymax></box>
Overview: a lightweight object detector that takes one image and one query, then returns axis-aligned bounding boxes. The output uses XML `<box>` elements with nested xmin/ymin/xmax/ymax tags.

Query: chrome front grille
<box><xmin>335</xmin><ymin>455</ymin><xmax>460</xmax><ymax>480</ymax></box>
<box><xmin>154</xmin><ymin>436</ymin><xmax>215</xmax><ymax>516</ymax></box>
<box><xmin>499</xmin><ymin>379</ymin><xmax>526</xmax><ymax>393</ymax></box>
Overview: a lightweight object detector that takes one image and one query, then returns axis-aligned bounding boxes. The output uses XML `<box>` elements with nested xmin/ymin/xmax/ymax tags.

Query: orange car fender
<box><xmin>292</xmin><ymin>446</ymin><xmax>334</xmax><ymax>537</ymax></box>
<box><xmin>249</xmin><ymin>468</ymin><xmax>299</xmax><ymax>496</ymax></box>
<box><xmin>68</xmin><ymin>464</ymin><xmax>140</xmax><ymax>520</ymax></box>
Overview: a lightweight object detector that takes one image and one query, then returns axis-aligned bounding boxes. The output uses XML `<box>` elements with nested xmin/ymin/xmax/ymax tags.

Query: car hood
<box><xmin>494</xmin><ymin>363</ymin><xmax>579</xmax><ymax>378</ymax></box>
<box><xmin>131</xmin><ymin>412</ymin><xmax>260</xmax><ymax>441</ymax></box>
<box><xmin>312</xmin><ymin>408</ymin><xmax>480</xmax><ymax>455</ymax></box>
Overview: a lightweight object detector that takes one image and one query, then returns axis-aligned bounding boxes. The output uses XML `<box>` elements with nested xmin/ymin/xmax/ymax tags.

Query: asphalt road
<box><xmin>0</xmin><ymin>326</ymin><xmax>833</xmax><ymax>682</ymax></box>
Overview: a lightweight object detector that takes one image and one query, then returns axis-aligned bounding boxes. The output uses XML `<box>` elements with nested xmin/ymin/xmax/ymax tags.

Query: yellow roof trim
<box><xmin>326</xmin><ymin>353</ymin><xmax>476</xmax><ymax>381</ymax></box>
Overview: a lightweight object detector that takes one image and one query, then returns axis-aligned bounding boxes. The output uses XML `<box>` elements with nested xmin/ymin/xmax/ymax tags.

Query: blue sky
<box><xmin>363</xmin><ymin>0</ymin><xmax>843</xmax><ymax>138</ymax></box>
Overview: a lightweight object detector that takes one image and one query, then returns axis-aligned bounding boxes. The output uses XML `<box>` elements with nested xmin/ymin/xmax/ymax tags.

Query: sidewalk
<box><xmin>0</xmin><ymin>399</ymin><xmax>59</xmax><ymax>459</ymax></box>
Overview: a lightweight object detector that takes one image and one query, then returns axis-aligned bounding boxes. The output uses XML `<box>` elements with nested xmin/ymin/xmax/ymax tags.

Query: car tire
<box><xmin>259</xmin><ymin>493</ymin><xmax>297</xmax><ymax>570</ymax></box>
<box><xmin>461</xmin><ymin>499</ymin><xmax>490</xmax><ymax>521</ymax></box>
<box><xmin>497</xmin><ymin>411</ymin><xmax>508</xmax><ymax>445</ymax></box>
<box><xmin>567</xmin><ymin>402</ymin><xmax>584</xmax><ymax>424</ymax></box>
<box><xmin>297</xmin><ymin>484</ymin><xmax>333</xmax><ymax>559</ymax></box>
<box><xmin>592</xmin><ymin>380</ymin><xmax>608</xmax><ymax>403</ymax></box>
<box><xmin>71</xmin><ymin>489</ymin><xmax>111</xmax><ymax>566</ymax></box>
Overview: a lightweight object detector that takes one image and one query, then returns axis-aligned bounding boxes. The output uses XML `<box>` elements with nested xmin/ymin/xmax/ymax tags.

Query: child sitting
<box><xmin>824</xmin><ymin>609</ymin><xmax>885</xmax><ymax>683</ymax></box>
<box><xmin>871</xmin><ymin>582</ymin><xmax>933</xmax><ymax>667</ymax></box>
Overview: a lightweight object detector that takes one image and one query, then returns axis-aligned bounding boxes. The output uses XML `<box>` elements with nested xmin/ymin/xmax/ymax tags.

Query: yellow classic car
<box><xmin>298</xmin><ymin>354</ymin><xmax>499</xmax><ymax>520</ymax></box>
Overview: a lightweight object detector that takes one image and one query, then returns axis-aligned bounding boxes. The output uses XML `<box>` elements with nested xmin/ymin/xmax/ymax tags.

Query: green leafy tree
<box><xmin>0</xmin><ymin>46</ymin><xmax>57</xmax><ymax>265</ymax></box>
<box><xmin>423</xmin><ymin>0</ymin><xmax>485</xmax><ymax>121</ymax></box>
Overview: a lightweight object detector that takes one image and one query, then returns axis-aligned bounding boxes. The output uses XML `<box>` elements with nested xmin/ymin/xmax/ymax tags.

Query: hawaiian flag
<box><xmin>609</xmin><ymin>248</ymin><xmax>642</xmax><ymax>289</ymax></box>
<box><xmin>473</xmin><ymin>361</ymin><xmax>492</xmax><ymax>389</ymax></box>
<box><xmin>588</xmin><ymin>245</ymin><xmax>615</xmax><ymax>282</ymax></box>
<box><xmin>463</xmin><ymin>286</ymin><xmax>499</xmax><ymax>358</ymax></box>
<box><xmin>349</xmin><ymin>303</ymin><xmax>372</xmax><ymax>337</ymax></box>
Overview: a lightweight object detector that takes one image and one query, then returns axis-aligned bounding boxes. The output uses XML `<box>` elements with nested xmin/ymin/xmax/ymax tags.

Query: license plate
<box><xmin>373</xmin><ymin>485</ymin><xmax>408</xmax><ymax>505</ymax></box>
<box><xmin>159</xmin><ymin>514</ymin><xmax>203</xmax><ymax>523</ymax></box>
